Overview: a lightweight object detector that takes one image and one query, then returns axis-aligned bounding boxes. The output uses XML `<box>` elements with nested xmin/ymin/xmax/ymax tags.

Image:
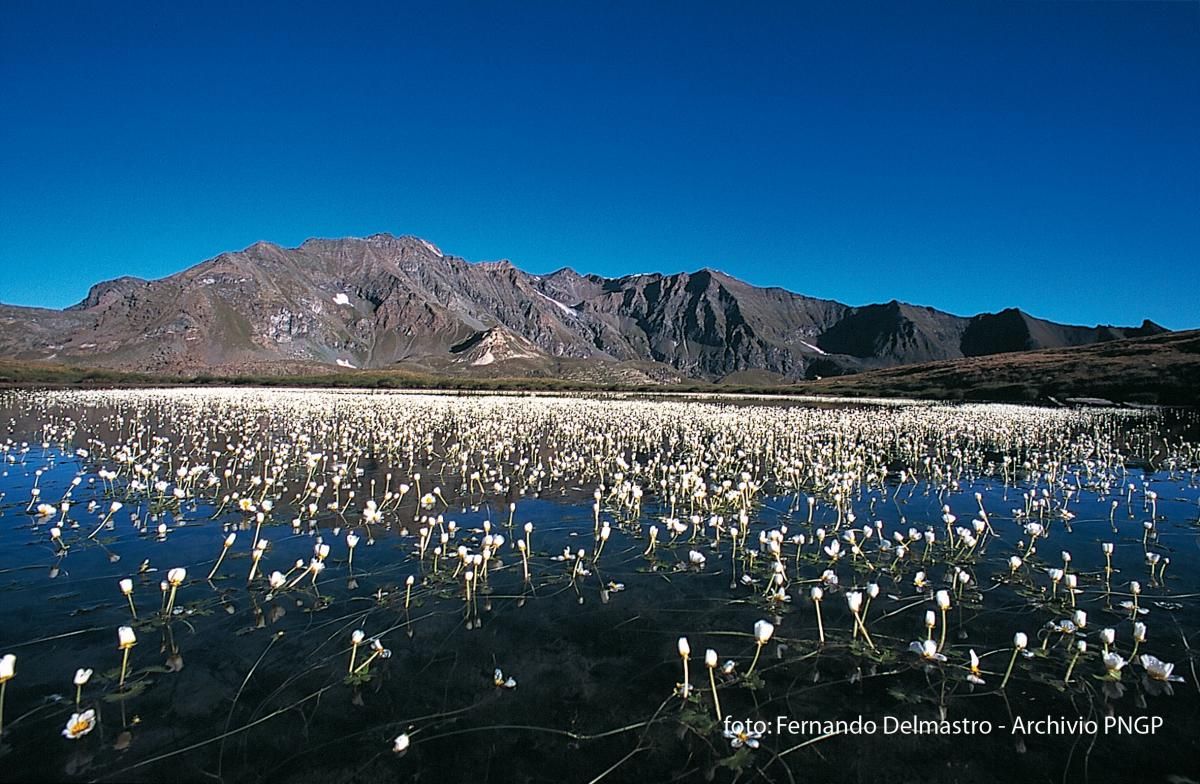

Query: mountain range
<box><xmin>0</xmin><ymin>234</ymin><xmax>1167</xmax><ymax>382</ymax></box>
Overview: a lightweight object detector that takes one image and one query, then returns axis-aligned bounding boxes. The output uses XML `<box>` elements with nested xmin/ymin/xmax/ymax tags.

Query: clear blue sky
<box><xmin>1</xmin><ymin>1</ymin><xmax>1197</xmax><ymax>328</ymax></box>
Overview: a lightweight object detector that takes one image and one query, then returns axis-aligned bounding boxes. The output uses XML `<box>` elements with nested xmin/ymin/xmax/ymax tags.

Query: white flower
<box><xmin>723</xmin><ymin>725</ymin><xmax>762</xmax><ymax>749</ymax></box>
<box><xmin>118</xmin><ymin>626</ymin><xmax>137</xmax><ymax>649</ymax></box>
<box><xmin>167</xmin><ymin>567</ymin><xmax>187</xmax><ymax>586</ymax></box>
<box><xmin>678</xmin><ymin>637</ymin><xmax>691</xmax><ymax>657</ymax></box>
<box><xmin>936</xmin><ymin>590</ymin><xmax>951</xmax><ymax>610</ymax></box>
<box><xmin>119</xmin><ymin>578</ymin><xmax>134</xmax><ymax>595</ymax></box>
<box><xmin>393</xmin><ymin>733</ymin><xmax>411</xmax><ymax>753</ymax></box>
<box><xmin>1073</xmin><ymin>610</ymin><xmax>1087</xmax><ymax>630</ymax></box>
<box><xmin>688</xmin><ymin>550</ymin><xmax>706</xmax><ymax>566</ymax></box>
<box><xmin>846</xmin><ymin>591</ymin><xmax>863</xmax><ymax>614</ymax></box>
<box><xmin>1103</xmin><ymin>653</ymin><xmax>1127</xmax><ymax>674</ymax></box>
<box><xmin>1100</xmin><ymin>628</ymin><xmax>1115</xmax><ymax>646</ymax></box>
<box><xmin>269</xmin><ymin>571</ymin><xmax>286</xmax><ymax>589</ymax></box>
<box><xmin>74</xmin><ymin>667</ymin><xmax>93</xmax><ymax>686</ymax></box>
<box><xmin>62</xmin><ymin>709</ymin><xmax>97</xmax><ymax>739</ymax></box>
<box><xmin>967</xmin><ymin>649</ymin><xmax>985</xmax><ymax>684</ymax></box>
<box><xmin>1013</xmin><ymin>632</ymin><xmax>1028</xmax><ymax>650</ymax></box>
<box><xmin>705</xmin><ymin>649</ymin><xmax>718</xmax><ymax>668</ymax></box>
<box><xmin>351</xmin><ymin>630</ymin><xmax>365</xmax><ymax>645</ymax></box>
<box><xmin>753</xmin><ymin>620</ymin><xmax>775</xmax><ymax>644</ymax></box>
<box><xmin>910</xmin><ymin>639</ymin><xmax>946</xmax><ymax>662</ymax></box>
<box><xmin>493</xmin><ymin>668</ymin><xmax>517</xmax><ymax>688</ymax></box>
<box><xmin>1139</xmin><ymin>655</ymin><xmax>1184</xmax><ymax>683</ymax></box>
<box><xmin>0</xmin><ymin>653</ymin><xmax>15</xmax><ymax>681</ymax></box>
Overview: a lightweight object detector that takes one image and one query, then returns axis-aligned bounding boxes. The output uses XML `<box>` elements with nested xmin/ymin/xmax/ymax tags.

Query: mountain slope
<box><xmin>801</xmin><ymin>329</ymin><xmax>1200</xmax><ymax>405</ymax></box>
<box><xmin>0</xmin><ymin>234</ymin><xmax>1167</xmax><ymax>380</ymax></box>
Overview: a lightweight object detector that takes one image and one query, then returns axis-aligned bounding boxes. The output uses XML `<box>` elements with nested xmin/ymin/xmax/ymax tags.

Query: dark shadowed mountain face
<box><xmin>0</xmin><ymin>234</ymin><xmax>1167</xmax><ymax>379</ymax></box>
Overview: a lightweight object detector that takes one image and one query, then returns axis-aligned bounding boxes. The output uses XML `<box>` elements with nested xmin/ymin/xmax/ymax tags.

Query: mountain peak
<box><xmin>0</xmin><ymin>233</ymin><xmax>1169</xmax><ymax>380</ymax></box>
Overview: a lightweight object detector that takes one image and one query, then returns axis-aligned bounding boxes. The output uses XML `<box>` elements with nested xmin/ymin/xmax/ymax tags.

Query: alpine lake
<box><xmin>0</xmin><ymin>388</ymin><xmax>1197</xmax><ymax>784</ymax></box>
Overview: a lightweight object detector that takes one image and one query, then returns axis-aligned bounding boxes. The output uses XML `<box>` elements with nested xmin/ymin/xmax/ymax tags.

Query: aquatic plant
<box><xmin>0</xmin><ymin>653</ymin><xmax>14</xmax><ymax>739</ymax></box>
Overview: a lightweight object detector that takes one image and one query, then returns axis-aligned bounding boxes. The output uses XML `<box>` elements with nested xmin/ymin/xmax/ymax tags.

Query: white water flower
<box><xmin>724</xmin><ymin>725</ymin><xmax>762</xmax><ymax>749</ymax></box>
<box><xmin>62</xmin><ymin>709</ymin><xmax>97</xmax><ymax>739</ymax></box>
<box><xmin>1139</xmin><ymin>655</ymin><xmax>1183</xmax><ymax>683</ymax></box>
<box><xmin>910</xmin><ymin>639</ymin><xmax>946</xmax><ymax>662</ymax></box>
<box><xmin>967</xmin><ymin>649</ymin><xmax>985</xmax><ymax>685</ymax></box>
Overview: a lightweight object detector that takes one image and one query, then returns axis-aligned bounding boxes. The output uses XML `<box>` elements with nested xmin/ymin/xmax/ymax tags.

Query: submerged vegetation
<box><xmin>0</xmin><ymin>388</ymin><xmax>1197</xmax><ymax>782</ymax></box>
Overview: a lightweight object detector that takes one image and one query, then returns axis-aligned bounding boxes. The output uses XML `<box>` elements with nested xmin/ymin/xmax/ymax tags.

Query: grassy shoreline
<box><xmin>2</xmin><ymin>328</ymin><xmax>1197</xmax><ymax>405</ymax></box>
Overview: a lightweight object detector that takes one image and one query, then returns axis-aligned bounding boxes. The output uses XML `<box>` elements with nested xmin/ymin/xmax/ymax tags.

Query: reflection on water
<box><xmin>0</xmin><ymin>389</ymin><xmax>1196</xmax><ymax>783</ymax></box>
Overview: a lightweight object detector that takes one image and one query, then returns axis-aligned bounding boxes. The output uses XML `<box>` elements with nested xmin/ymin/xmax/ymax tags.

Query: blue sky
<box><xmin>1</xmin><ymin>1</ymin><xmax>1196</xmax><ymax>328</ymax></box>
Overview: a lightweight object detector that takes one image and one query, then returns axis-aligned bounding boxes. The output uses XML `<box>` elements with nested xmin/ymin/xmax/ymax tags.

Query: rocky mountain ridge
<box><xmin>0</xmin><ymin>233</ymin><xmax>1166</xmax><ymax>380</ymax></box>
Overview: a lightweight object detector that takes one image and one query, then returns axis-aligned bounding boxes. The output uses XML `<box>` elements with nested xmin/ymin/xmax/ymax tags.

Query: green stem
<box><xmin>854</xmin><ymin>612</ymin><xmax>877</xmax><ymax>651</ymax></box>
<box><xmin>999</xmin><ymin>648</ymin><xmax>1019</xmax><ymax>690</ymax></box>
<box><xmin>745</xmin><ymin>643</ymin><xmax>764</xmax><ymax>678</ymax></box>
<box><xmin>119</xmin><ymin>647</ymin><xmax>132</xmax><ymax>690</ymax></box>
<box><xmin>1064</xmin><ymin>650</ymin><xmax>1081</xmax><ymax>683</ymax></box>
<box><xmin>708</xmin><ymin>667</ymin><xmax>723</xmax><ymax>722</ymax></box>
<box><xmin>207</xmin><ymin>547</ymin><xmax>229</xmax><ymax>581</ymax></box>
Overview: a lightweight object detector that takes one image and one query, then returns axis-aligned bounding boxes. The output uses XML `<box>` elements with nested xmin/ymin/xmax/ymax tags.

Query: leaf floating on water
<box><xmin>887</xmin><ymin>686</ymin><xmax>928</xmax><ymax>705</ymax></box>
<box><xmin>103</xmin><ymin>681</ymin><xmax>149</xmax><ymax>701</ymax></box>
<box><xmin>68</xmin><ymin>603</ymin><xmax>111</xmax><ymax>617</ymax></box>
